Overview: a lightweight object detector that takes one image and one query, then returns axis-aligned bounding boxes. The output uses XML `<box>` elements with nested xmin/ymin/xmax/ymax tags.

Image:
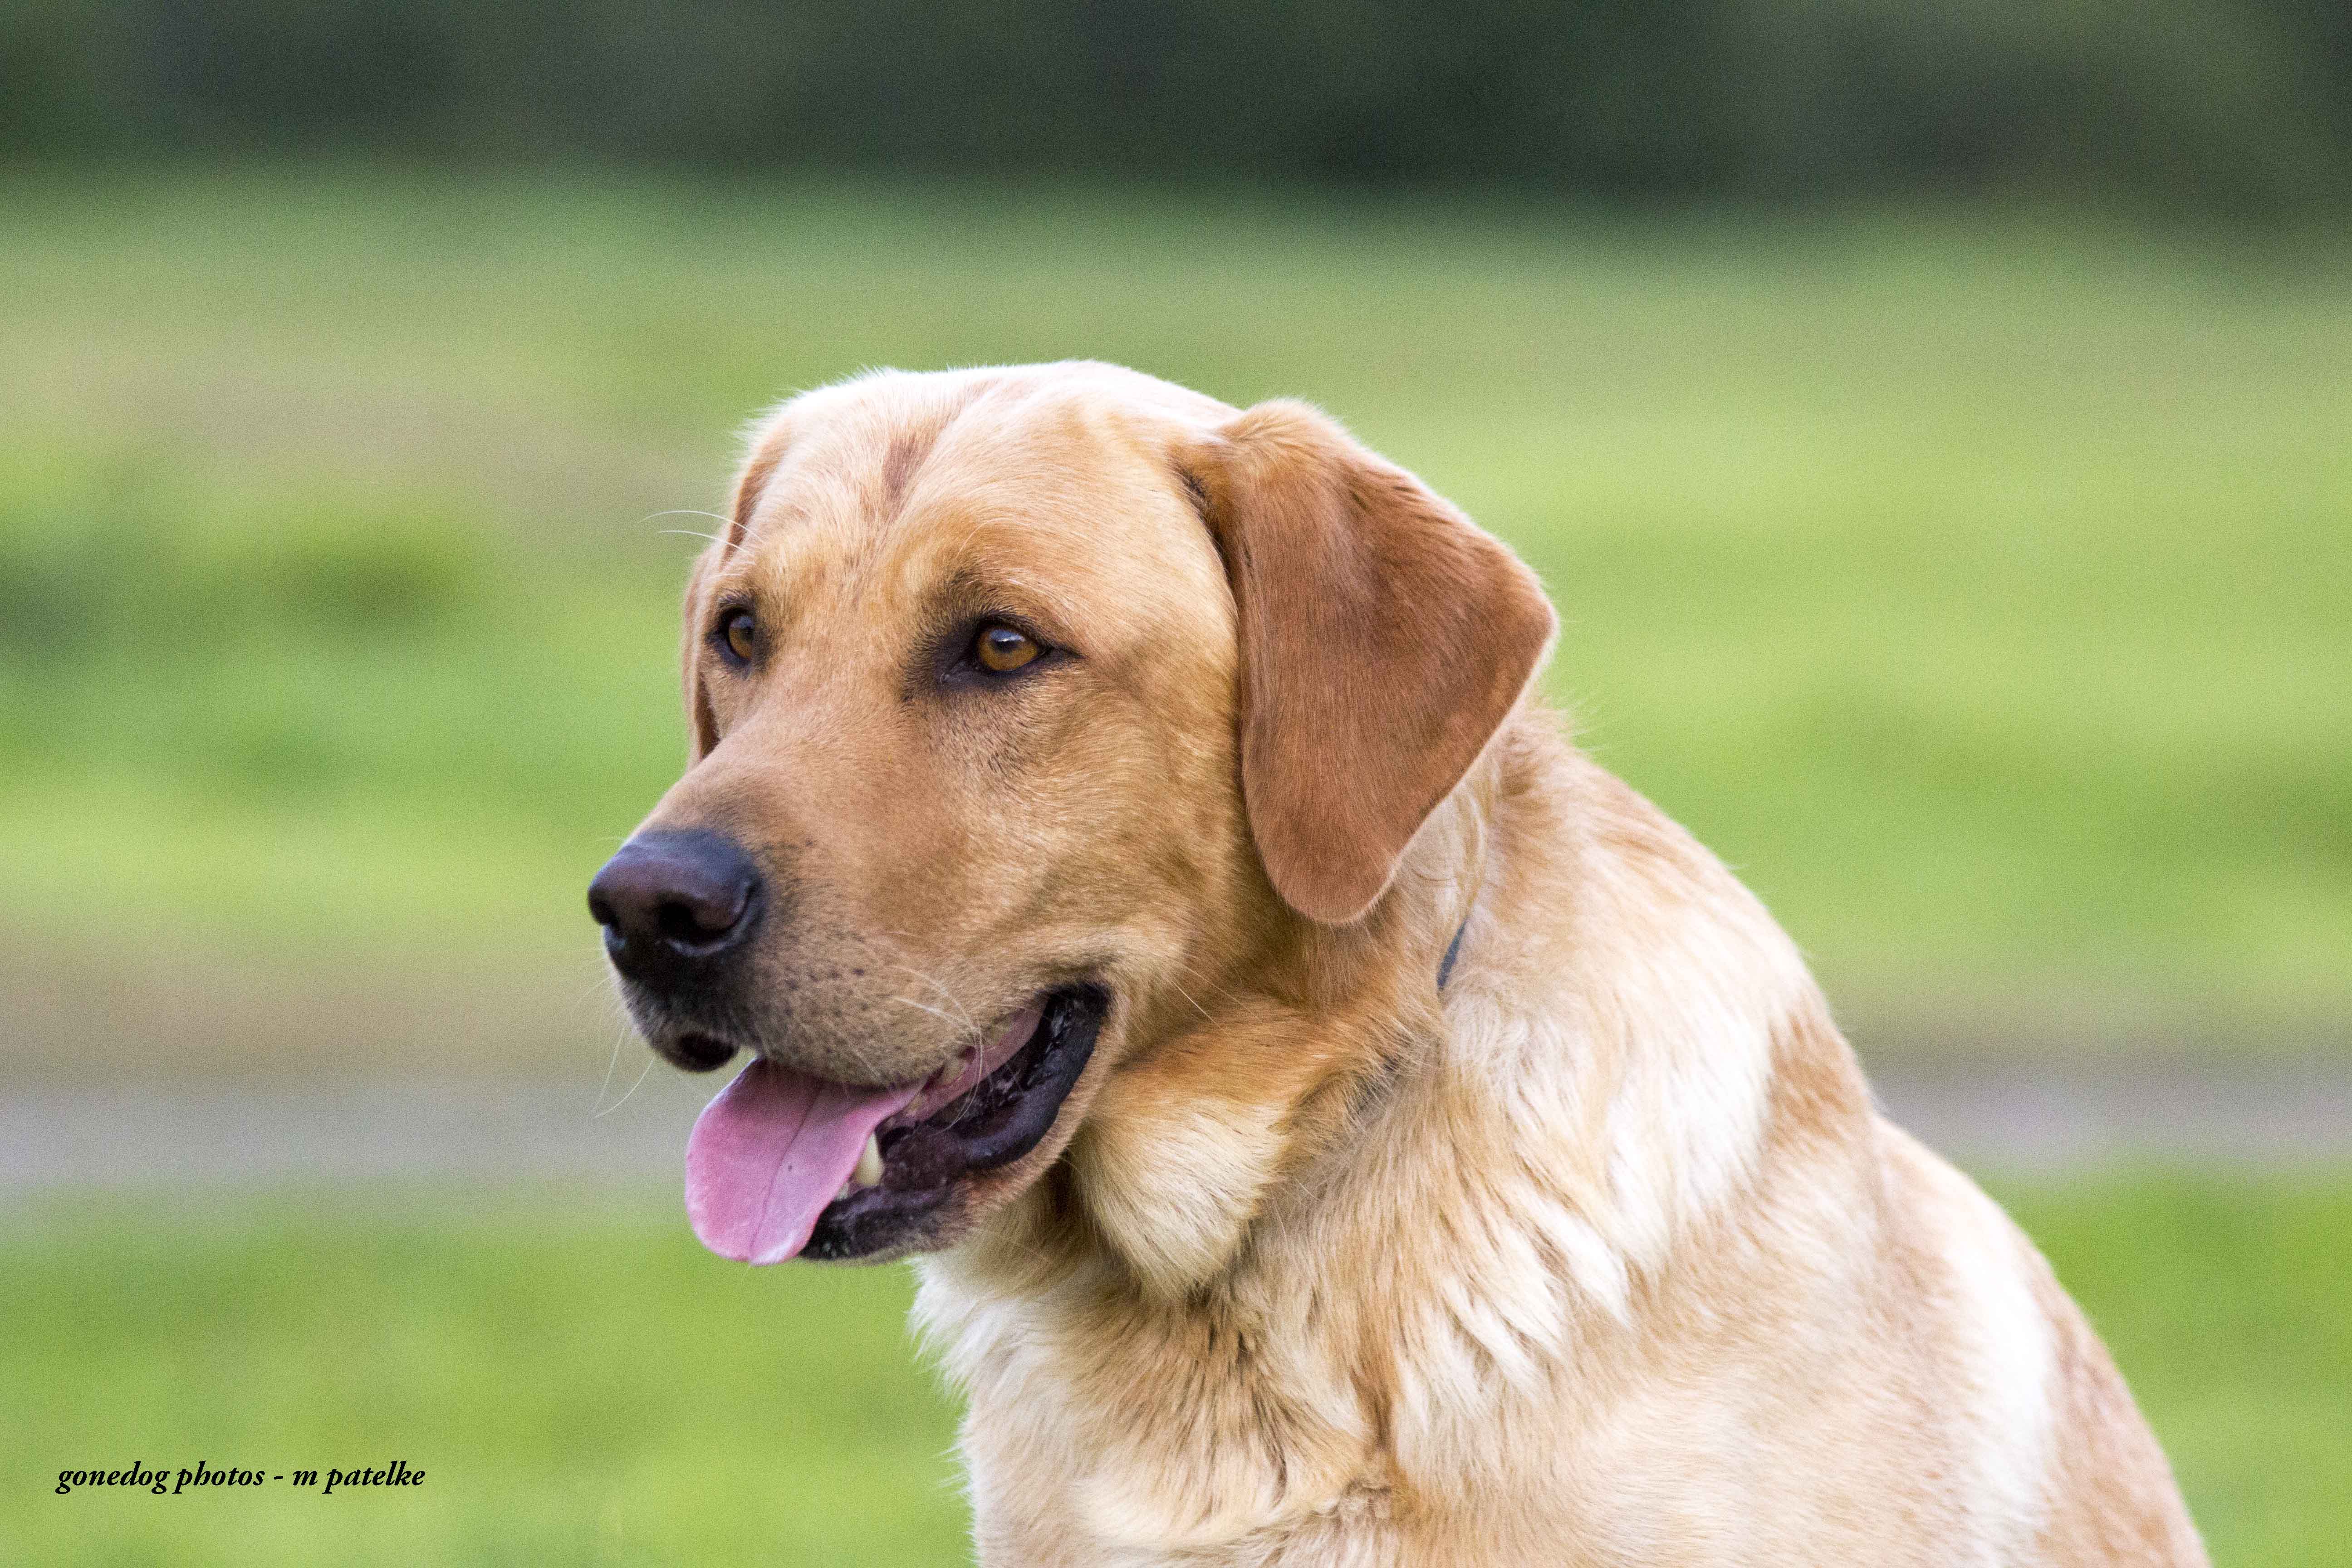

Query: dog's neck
<box><xmin>915</xmin><ymin>705</ymin><xmax>1872</xmax><ymax>1556</ymax></box>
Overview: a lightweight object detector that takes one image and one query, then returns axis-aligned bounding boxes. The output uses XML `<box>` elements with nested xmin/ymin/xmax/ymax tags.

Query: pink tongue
<box><xmin>684</xmin><ymin>1061</ymin><xmax>921</xmax><ymax>1265</ymax></box>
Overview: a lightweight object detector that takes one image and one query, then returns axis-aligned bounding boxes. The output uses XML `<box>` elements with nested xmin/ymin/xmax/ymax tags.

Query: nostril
<box><xmin>656</xmin><ymin>893</ymin><xmax>739</xmax><ymax>946</ymax></box>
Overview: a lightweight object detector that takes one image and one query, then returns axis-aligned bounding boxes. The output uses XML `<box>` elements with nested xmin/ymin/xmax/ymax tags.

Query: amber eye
<box><xmin>973</xmin><ymin>623</ymin><xmax>1040</xmax><ymax>673</ymax></box>
<box><xmin>720</xmin><ymin>609</ymin><xmax>757</xmax><ymax>663</ymax></box>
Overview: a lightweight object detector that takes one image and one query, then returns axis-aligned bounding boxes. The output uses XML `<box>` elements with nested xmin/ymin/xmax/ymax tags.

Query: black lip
<box><xmin>666</xmin><ymin>1031</ymin><xmax>739</xmax><ymax>1072</ymax></box>
<box><xmin>801</xmin><ymin>984</ymin><xmax>1106</xmax><ymax>1262</ymax></box>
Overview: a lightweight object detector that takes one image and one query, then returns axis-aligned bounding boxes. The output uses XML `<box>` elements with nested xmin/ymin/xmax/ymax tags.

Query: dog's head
<box><xmin>590</xmin><ymin>363</ymin><xmax>1551</xmax><ymax>1268</ymax></box>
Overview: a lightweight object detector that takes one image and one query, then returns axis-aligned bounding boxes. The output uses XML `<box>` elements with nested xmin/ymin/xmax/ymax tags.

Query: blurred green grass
<box><xmin>2</xmin><ymin>170</ymin><xmax>2347</xmax><ymax>1043</ymax></box>
<box><xmin>1</xmin><ymin>1173</ymin><xmax>2343</xmax><ymax>1566</ymax></box>
<box><xmin>0</xmin><ymin>1189</ymin><xmax>965</xmax><ymax>1567</ymax></box>
<box><xmin>2</xmin><ymin>174</ymin><xmax>2338</xmax><ymax>1568</ymax></box>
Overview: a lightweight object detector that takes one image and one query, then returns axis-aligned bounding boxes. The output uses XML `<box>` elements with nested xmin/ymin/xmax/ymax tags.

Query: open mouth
<box><xmin>682</xmin><ymin>985</ymin><xmax>1105</xmax><ymax>1264</ymax></box>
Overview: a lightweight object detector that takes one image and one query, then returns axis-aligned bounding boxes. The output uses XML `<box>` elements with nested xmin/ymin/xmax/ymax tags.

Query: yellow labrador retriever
<box><xmin>589</xmin><ymin>362</ymin><xmax>2205</xmax><ymax>1565</ymax></box>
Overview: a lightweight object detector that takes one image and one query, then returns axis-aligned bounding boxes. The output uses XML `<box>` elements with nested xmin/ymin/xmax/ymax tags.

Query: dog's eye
<box><xmin>720</xmin><ymin>610</ymin><xmax>757</xmax><ymax>664</ymax></box>
<box><xmin>973</xmin><ymin>624</ymin><xmax>1040</xmax><ymax>674</ymax></box>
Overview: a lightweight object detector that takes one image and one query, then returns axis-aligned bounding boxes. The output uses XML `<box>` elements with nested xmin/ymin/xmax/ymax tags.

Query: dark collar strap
<box><xmin>1436</xmin><ymin>916</ymin><xmax>1469</xmax><ymax>992</ymax></box>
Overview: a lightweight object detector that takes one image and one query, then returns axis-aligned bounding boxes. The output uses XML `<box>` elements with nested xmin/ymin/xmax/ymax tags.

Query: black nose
<box><xmin>588</xmin><ymin>830</ymin><xmax>763</xmax><ymax>990</ymax></box>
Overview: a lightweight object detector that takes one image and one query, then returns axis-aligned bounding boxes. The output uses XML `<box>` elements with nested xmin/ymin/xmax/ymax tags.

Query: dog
<box><xmin>589</xmin><ymin>361</ymin><xmax>2206</xmax><ymax>1565</ymax></box>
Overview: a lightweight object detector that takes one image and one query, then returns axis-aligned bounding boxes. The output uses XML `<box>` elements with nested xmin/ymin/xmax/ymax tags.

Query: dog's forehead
<box><xmin>730</xmin><ymin>366</ymin><xmax>1232</xmax><ymax>615</ymax></box>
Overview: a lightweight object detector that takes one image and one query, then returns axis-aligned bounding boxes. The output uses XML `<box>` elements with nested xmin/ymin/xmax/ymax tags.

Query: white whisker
<box><xmin>643</xmin><ymin>507</ymin><xmax>734</xmax><ymax>544</ymax></box>
<box><xmin>890</xmin><ymin>995</ymin><xmax>962</xmax><ymax>1028</ymax></box>
<box><xmin>890</xmin><ymin>963</ymin><xmax>980</xmax><ymax>1039</ymax></box>
<box><xmin>593</xmin><ymin>1051</ymin><xmax>658</xmax><ymax>1118</ymax></box>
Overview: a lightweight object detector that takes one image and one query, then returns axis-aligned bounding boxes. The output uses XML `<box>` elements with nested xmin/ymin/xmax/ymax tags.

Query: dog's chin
<box><xmin>796</xmin><ymin>984</ymin><xmax>1107</xmax><ymax>1262</ymax></box>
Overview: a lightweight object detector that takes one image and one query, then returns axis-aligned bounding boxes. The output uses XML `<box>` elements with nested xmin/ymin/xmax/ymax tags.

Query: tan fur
<box><xmin>648</xmin><ymin>362</ymin><xmax>2205</xmax><ymax>1565</ymax></box>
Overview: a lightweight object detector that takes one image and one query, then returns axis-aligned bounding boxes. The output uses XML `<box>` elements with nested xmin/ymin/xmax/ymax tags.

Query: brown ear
<box><xmin>683</xmin><ymin>424</ymin><xmax>790</xmax><ymax>763</ymax></box>
<box><xmin>1185</xmin><ymin>401</ymin><xmax>1555</xmax><ymax>925</ymax></box>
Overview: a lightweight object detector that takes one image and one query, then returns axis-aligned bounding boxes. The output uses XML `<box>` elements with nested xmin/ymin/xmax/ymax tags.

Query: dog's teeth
<box><xmin>853</xmin><ymin>1132</ymin><xmax>884</xmax><ymax>1189</ymax></box>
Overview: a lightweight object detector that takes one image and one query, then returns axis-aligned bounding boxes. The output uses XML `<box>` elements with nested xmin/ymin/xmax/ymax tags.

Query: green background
<box><xmin>5</xmin><ymin>175</ymin><xmax>2347</xmax><ymax>1045</ymax></box>
<box><xmin>3</xmin><ymin>171</ymin><xmax>2346</xmax><ymax>1564</ymax></box>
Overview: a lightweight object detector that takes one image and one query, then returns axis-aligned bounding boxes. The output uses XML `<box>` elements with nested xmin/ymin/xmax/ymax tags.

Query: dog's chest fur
<box><xmin>911</xmin><ymin>719</ymin><xmax>2198</xmax><ymax>1567</ymax></box>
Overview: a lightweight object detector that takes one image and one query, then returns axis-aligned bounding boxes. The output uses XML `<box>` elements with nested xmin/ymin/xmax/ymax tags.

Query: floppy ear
<box><xmin>683</xmin><ymin>424</ymin><xmax>790</xmax><ymax>763</ymax></box>
<box><xmin>1184</xmin><ymin>401</ymin><xmax>1555</xmax><ymax>925</ymax></box>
